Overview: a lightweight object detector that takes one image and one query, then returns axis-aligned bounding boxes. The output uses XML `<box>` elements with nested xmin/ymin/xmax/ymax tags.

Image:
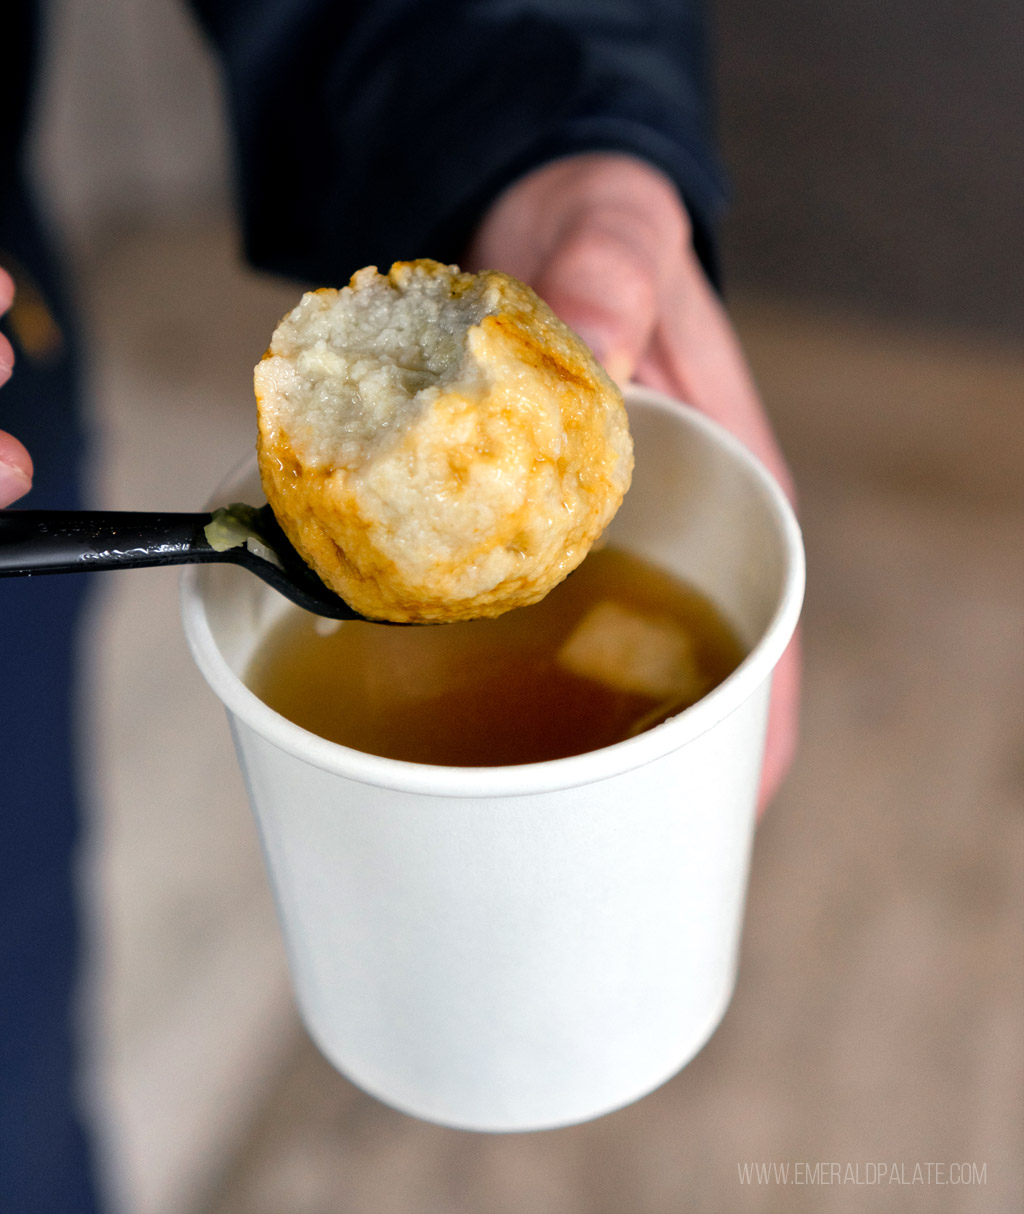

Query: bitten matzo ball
<box><xmin>254</xmin><ymin>259</ymin><xmax>633</xmax><ymax>623</ymax></box>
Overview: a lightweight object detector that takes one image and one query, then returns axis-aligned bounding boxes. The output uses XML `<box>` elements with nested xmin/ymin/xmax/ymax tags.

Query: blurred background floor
<box><xmin>74</xmin><ymin>218</ymin><xmax>1022</xmax><ymax>1214</ymax></box>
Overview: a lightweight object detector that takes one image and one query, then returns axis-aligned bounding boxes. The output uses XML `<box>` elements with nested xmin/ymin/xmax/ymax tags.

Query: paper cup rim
<box><xmin>181</xmin><ymin>388</ymin><xmax>804</xmax><ymax>799</ymax></box>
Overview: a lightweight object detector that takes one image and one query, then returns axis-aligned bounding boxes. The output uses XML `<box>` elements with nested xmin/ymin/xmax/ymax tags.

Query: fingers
<box><xmin>0</xmin><ymin>266</ymin><xmax>14</xmax><ymax>387</ymax></box>
<box><xmin>465</xmin><ymin>154</ymin><xmax>689</xmax><ymax>386</ymax></box>
<box><xmin>0</xmin><ymin>430</ymin><xmax>33</xmax><ymax>507</ymax></box>
<box><xmin>467</xmin><ymin>156</ymin><xmax>801</xmax><ymax>809</ymax></box>
<box><xmin>635</xmin><ymin>246</ymin><xmax>797</xmax><ymax>504</ymax></box>
<box><xmin>0</xmin><ymin>331</ymin><xmax>12</xmax><ymax>387</ymax></box>
<box><xmin>0</xmin><ymin>266</ymin><xmax>33</xmax><ymax>505</ymax></box>
<box><xmin>630</xmin><ymin>246</ymin><xmax>800</xmax><ymax>809</ymax></box>
<box><xmin>530</xmin><ymin>221</ymin><xmax>659</xmax><ymax>385</ymax></box>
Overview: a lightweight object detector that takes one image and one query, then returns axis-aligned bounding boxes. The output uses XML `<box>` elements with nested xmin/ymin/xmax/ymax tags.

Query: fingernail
<box><xmin>569</xmin><ymin>326</ymin><xmax>634</xmax><ymax>387</ymax></box>
<box><xmin>0</xmin><ymin>460</ymin><xmax>32</xmax><ymax>507</ymax></box>
<box><xmin>570</xmin><ymin>324</ymin><xmax>609</xmax><ymax>362</ymax></box>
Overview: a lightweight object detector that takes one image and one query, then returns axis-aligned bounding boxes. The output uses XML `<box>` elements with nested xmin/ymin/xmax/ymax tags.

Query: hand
<box><xmin>0</xmin><ymin>266</ymin><xmax>33</xmax><ymax>507</ymax></box>
<box><xmin>466</xmin><ymin>154</ymin><xmax>800</xmax><ymax>810</ymax></box>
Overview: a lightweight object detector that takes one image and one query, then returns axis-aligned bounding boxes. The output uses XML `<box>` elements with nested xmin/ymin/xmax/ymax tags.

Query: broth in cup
<box><xmin>245</xmin><ymin>545</ymin><xmax>745</xmax><ymax>767</ymax></box>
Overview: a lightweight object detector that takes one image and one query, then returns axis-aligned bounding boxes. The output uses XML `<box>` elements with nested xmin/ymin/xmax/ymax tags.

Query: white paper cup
<box><xmin>181</xmin><ymin>386</ymin><xmax>803</xmax><ymax>1132</ymax></box>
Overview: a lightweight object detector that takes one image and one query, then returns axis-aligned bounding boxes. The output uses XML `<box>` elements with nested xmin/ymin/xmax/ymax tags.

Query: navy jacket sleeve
<box><xmin>190</xmin><ymin>0</ymin><xmax>727</xmax><ymax>285</ymax></box>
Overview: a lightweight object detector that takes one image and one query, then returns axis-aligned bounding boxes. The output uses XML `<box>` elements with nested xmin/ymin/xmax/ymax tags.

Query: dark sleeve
<box><xmin>190</xmin><ymin>0</ymin><xmax>727</xmax><ymax>285</ymax></box>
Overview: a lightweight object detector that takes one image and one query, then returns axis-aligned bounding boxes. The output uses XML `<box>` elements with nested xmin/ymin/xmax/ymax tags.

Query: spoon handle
<box><xmin>0</xmin><ymin>507</ymin><xmax>374</xmax><ymax>622</ymax></box>
<box><xmin>0</xmin><ymin>510</ymin><xmax>219</xmax><ymax>576</ymax></box>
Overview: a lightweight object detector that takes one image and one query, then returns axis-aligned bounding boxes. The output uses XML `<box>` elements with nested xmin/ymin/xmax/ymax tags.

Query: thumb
<box><xmin>531</xmin><ymin>225</ymin><xmax>658</xmax><ymax>386</ymax></box>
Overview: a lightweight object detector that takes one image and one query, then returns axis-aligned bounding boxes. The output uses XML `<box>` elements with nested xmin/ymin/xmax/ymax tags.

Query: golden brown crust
<box><xmin>254</xmin><ymin>260</ymin><xmax>632</xmax><ymax>622</ymax></box>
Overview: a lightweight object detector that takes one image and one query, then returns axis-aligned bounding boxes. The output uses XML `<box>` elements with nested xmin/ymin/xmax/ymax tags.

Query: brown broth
<box><xmin>245</xmin><ymin>546</ymin><xmax>746</xmax><ymax>766</ymax></box>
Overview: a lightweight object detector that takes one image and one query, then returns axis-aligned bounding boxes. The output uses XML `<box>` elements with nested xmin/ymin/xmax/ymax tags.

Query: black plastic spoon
<box><xmin>0</xmin><ymin>504</ymin><xmax>369</xmax><ymax>620</ymax></box>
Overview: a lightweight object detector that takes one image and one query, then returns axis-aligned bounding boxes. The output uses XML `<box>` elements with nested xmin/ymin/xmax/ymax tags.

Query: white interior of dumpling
<box><xmin>259</xmin><ymin>266</ymin><xmax>497</xmax><ymax>469</ymax></box>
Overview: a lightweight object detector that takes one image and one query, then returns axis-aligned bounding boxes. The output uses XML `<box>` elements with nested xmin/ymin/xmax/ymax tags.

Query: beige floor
<box><xmin>76</xmin><ymin>221</ymin><xmax>1023</xmax><ymax>1214</ymax></box>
